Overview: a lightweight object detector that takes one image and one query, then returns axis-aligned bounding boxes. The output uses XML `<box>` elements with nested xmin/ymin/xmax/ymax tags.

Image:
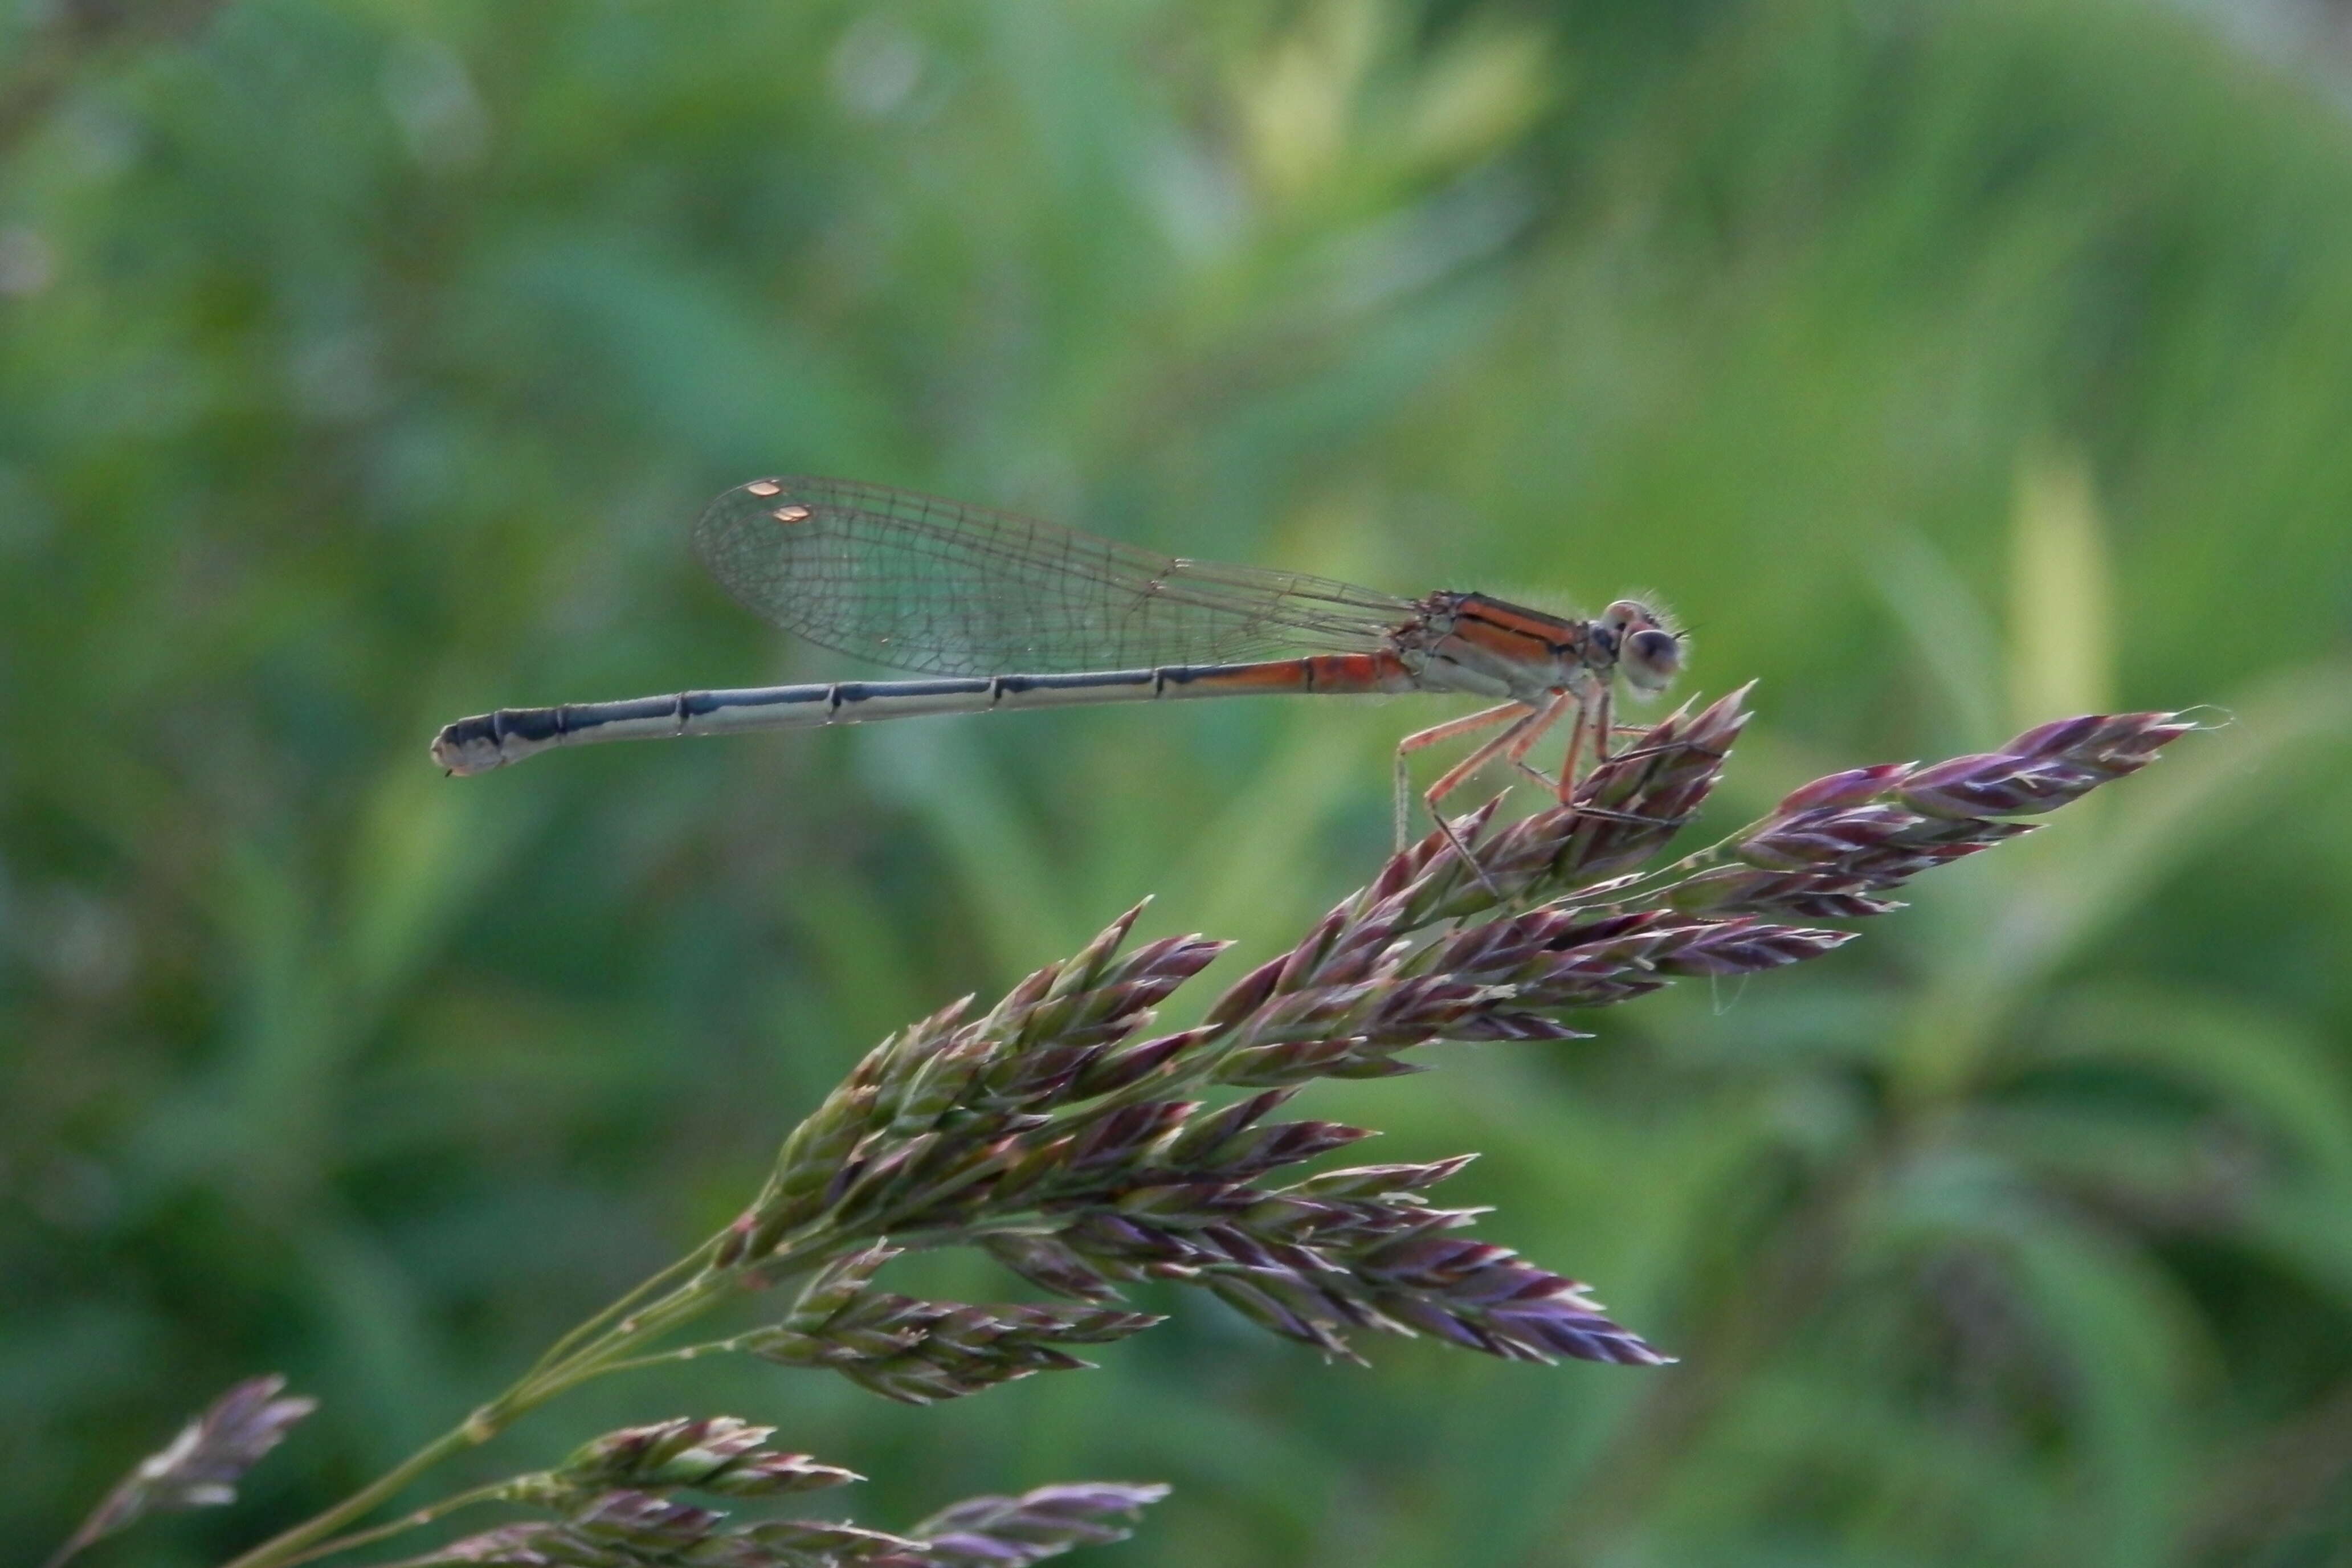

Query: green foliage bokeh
<box><xmin>4</xmin><ymin>1</ymin><xmax>2350</xmax><ymax>1563</ymax></box>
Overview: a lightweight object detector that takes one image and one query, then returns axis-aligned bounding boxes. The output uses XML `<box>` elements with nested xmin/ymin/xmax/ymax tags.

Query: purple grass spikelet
<box><xmin>169</xmin><ymin>692</ymin><xmax>2198</xmax><ymax>1568</ymax></box>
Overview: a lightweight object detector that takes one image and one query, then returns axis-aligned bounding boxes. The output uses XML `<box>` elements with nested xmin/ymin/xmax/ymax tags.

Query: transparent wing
<box><xmin>693</xmin><ymin>476</ymin><xmax>1416</xmax><ymax>677</ymax></box>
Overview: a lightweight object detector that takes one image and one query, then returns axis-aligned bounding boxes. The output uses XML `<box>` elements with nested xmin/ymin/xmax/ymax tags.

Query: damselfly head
<box><xmin>1601</xmin><ymin>598</ymin><xmax>1684</xmax><ymax>693</ymax></box>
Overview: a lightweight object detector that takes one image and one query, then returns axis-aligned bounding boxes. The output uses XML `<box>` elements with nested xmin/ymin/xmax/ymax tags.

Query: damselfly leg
<box><xmin>1392</xmin><ymin>701</ymin><xmax>1526</xmax><ymax>848</ymax></box>
<box><xmin>1394</xmin><ymin>679</ymin><xmax>1710</xmax><ymax>880</ymax></box>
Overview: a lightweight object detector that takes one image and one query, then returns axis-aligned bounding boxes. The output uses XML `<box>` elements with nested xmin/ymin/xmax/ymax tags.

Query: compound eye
<box><xmin>1623</xmin><ymin>627</ymin><xmax>1683</xmax><ymax>691</ymax></box>
<box><xmin>1603</xmin><ymin>598</ymin><xmax>1651</xmax><ymax>632</ymax></box>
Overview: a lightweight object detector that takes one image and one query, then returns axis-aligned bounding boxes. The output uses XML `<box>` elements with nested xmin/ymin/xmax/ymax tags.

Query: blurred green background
<box><xmin>6</xmin><ymin>1</ymin><xmax>2352</xmax><ymax>1563</ymax></box>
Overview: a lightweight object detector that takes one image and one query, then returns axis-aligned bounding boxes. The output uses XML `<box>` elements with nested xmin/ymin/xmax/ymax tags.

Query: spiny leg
<box><xmin>1551</xmin><ymin>688</ymin><xmax>1596</xmax><ymax>803</ymax></box>
<box><xmin>1393</xmin><ymin>701</ymin><xmax>1526</xmax><ymax>850</ymax></box>
<box><xmin>1520</xmin><ymin>706</ymin><xmax>1667</xmax><ymax>794</ymax></box>
<box><xmin>1504</xmin><ymin>689</ymin><xmax>1581</xmax><ymax>792</ymax></box>
<box><xmin>1548</xmin><ymin>684</ymin><xmax>1663</xmax><ymax>824</ymax></box>
<box><xmin>1418</xmin><ymin>703</ymin><xmax>1574</xmax><ymax>894</ymax></box>
<box><xmin>1586</xmin><ymin>709</ymin><xmax>1722</xmax><ymax>778</ymax></box>
<box><xmin>1584</xmin><ymin>684</ymin><xmax>1616</xmax><ymax>770</ymax></box>
<box><xmin>1424</xmin><ymin>704</ymin><xmax>1563</xmax><ymax>815</ymax></box>
<box><xmin>1555</xmin><ymin>684</ymin><xmax>1725</xmax><ymax>830</ymax></box>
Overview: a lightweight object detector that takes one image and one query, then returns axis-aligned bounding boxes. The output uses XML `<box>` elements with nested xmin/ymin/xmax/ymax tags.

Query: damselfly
<box><xmin>430</xmin><ymin>476</ymin><xmax>1686</xmax><ymax>850</ymax></box>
